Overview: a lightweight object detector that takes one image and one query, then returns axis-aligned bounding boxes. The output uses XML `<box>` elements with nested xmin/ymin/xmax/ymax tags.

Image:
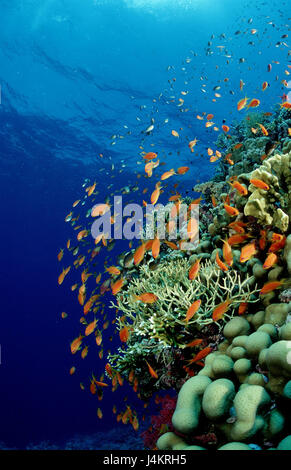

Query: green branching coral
<box><xmin>111</xmin><ymin>257</ymin><xmax>259</xmax><ymax>347</ymax></box>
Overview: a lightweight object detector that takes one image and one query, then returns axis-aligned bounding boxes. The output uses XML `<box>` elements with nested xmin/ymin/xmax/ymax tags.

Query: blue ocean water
<box><xmin>0</xmin><ymin>0</ymin><xmax>289</xmax><ymax>449</ymax></box>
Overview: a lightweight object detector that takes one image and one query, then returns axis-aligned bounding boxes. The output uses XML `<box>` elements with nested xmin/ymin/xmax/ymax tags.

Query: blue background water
<box><xmin>0</xmin><ymin>0</ymin><xmax>289</xmax><ymax>448</ymax></box>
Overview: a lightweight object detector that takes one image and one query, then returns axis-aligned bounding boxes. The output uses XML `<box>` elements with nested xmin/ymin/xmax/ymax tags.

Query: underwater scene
<box><xmin>0</xmin><ymin>0</ymin><xmax>291</xmax><ymax>454</ymax></box>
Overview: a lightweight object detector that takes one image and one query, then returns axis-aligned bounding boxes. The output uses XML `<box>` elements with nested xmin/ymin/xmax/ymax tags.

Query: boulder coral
<box><xmin>157</xmin><ymin>315</ymin><xmax>291</xmax><ymax>450</ymax></box>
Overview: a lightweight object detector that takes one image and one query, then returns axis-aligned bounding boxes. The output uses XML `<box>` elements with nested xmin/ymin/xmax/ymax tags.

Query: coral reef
<box><xmin>154</xmin><ymin>126</ymin><xmax>291</xmax><ymax>450</ymax></box>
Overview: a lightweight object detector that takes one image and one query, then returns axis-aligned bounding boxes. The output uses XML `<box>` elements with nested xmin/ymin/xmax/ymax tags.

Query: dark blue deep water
<box><xmin>0</xmin><ymin>0</ymin><xmax>290</xmax><ymax>449</ymax></box>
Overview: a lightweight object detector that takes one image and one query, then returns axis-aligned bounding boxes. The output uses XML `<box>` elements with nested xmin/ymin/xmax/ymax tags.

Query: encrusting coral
<box><xmin>243</xmin><ymin>151</ymin><xmax>291</xmax><ymax>232</ymax></box>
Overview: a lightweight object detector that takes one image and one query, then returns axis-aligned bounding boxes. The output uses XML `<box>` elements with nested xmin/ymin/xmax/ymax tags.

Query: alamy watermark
<box><xmin>90</xmin><ymin>196</ymin><xmax>199</xmax><ymax>251</ymax></box>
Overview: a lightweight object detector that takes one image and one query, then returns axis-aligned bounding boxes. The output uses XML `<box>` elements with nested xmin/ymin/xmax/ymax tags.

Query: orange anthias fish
<box><xmin>268</xmin><ymin>236</ymin><xmax>286</xmax><ymax>253</ymax></box>
<box><xmin>134</xmin><ymin>293</ymin><xmax>158</xmax><ymax>304</ymax></box>
<box><xmin>224</xmin><ymin>204</ymin><xmax>240</xmax><ymax>217</ymax></box>
<box><xmin>177</xmin><ymin>166</ymin><xmax>190</xmax><ymax>175</ymax></box>
<box><xmin>262</xmin><ymin>81</ymin><xmax>269</xmax><ymax>91</ymax></box>
<box><xmin>161</xmin><ymin>169</ymin><xmax>175</xmax><ymax>180</ymax></box>
<box><xmin>216</xmin><ymin>251</ymin><xmax>229</xmax><ymax>272</ymax></box>
<box><xmin>185</xmin><ymin>338</ymin><xmax>203</xmax><ymax>348</ymax></box>
<box><xmin>145</xmin><ymin>361</ymin><xmax>158</xmax><ymax>379</ymax></box>
<box><xmin>152</xmin><ymin>236</ymin><xmax>160</xmax><ymax>259</ymax></box>
<box><xmin>263</xmin><ymin>253</ymin><xmax>278</xmax><ymax>269</ymax></box>
<box><xmin>260</xmin><ymin>280</ymin><xmax>284</xmax><ymax>295</ymax></box>
<box><xmin>185</xmin><ymin>300</ymin><xmax>201</xmax><ymax>322</ymax></box>
<box><xmin>258</xmin><ymin>124</ymin><xmax>268</xmax><ymax>136</ymax></box>
<box><xmin>247</xmin><ymin>98</ymin><xmax>260</xmax><ymax>108</ymax></box>
<box><xmin>280</xmin><ymin>102</ymin><xmax>291</xmax><ymax>109</ymax></box>
<box><xmin>231</xmin><ymin>181</ymin><xmax>248</xmax><ymax>196</ymax></box>
<box><xmin>212</xmin><ymin>298</ymin><xmax>231</xmax><ymax>321</ymax></box>
<box><xmin>222</xmin><ymin>239</ymin><xmax>233</xmax><ymax>267</ymax></box>
<box><xmin>106</xmin><ymin>266</ymin><xmax>121</xmax><ymax>276</ymax></box>
<box><xmin>222</xmin><ymin>125</ymin><xmax>230</xmax><ymax>133</ymax></box>
<box><xmin>188</xmin><ymin>259</ymin><xmax>200</xmax><ymax>280</ymax></box>
<box><xmin>134</xmin><ymin>243</ymin><xmax>145</xmax><ymax>265</ymax></box>
<box><xmin>57</xmin><ymin>249</ymin><xmax>64</xmax><ymax>261</ymax></box>
<box><xmin>91</xmin><ymin>203</ymin><xmax>110</xmax><ymax>217</ymax></box>
<box><xmin>250</xmin><ymin>178</ymin><xmax>270</xmax><ymax>190</ymax></box>
<box><xmin>70</xmin><ymin>335</ymin><xmax>83</xmax><ymax>354</ymax></box>
<box><xmin>237</xmin><ymin>97</ymin><xmax>248</xmax><ymax>111</ymax></box>
<box><xmin>151</xmin><ymin>183</ymin><xmax>162</xmax><ymax>205</ymax></box>
<box><xmin>240</xmin><ymin>241</ymin><xmax>257</xmax><ymax>263</ymax></box>
<box><xmin>119</xmin><ymin>326</ymin><xmax>129</xmax><ymax>343</ymax></box>
<box><xmin>143</xmin><ymin>152</ymin><xmax>157</xmax><ymax>161</ymax></box>
<box><xmin>188</xmin><ymin>347</ymin><xmax>212</xmax><ymax>364</ymax></box>
<box><xmin>85</xmin><ymin>319</ymin><xmax>98</xmax><ymax>336</ymax></box>
<box><xmin>238</xmin><ymin>302</ymin><xmax>248</xmax><ymax>315</ymax></box>
<box><xmin>58</xmin><ymin>266</ymin><xmax>71</xmax><ymax>285</ymax></box>
<box><xmin>111</xmin><ymin>278</ymin><xmax>124</xmax><ymax>295</ymax></box>
<box><xmin>228</xmin><ymin>234</ymin><xmax>249</xmax><ymax>246</ymax></box>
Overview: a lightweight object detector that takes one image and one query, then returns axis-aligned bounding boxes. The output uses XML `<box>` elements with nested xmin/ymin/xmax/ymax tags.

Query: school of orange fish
<box><xmin>58</xmin><ymin>8</ymin><xmax>291</xmax><ymax>431</ymax></box>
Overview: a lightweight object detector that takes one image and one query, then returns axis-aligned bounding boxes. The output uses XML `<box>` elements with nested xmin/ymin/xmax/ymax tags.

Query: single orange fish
<box><xmin>222</xmin><ymin>239</ymin><xmax>233</xmax><ymax>267</ymax></box>
<box><xmin>152</xmin><ymin>236</ymin><xmax>161</xmax><ymax>259</ymax></box>
<box><xmin>212</xmin><ymin>298</ymin><xmax>231</xmax><ymax>321</ymax></box>
<box><xmin>119</xmin><ymin>326</ymin><xmax>129</xmax><ymax>343</ymax></box>
<box><xmin>151</xmin><ymin>183</ymin><xmax>162</xmax><ymax>205</ymax></box>
<box><xmin>134</xmin><ymin>293</ymin><xmax>158</xmax><ymax>304</ymax></box>
<box><xmin>177</xmin><ymin>166</ymin><xmax>190</xmax><ymax>175</ymax></box>
<box><xmin>106</xmin><ymin>266</ymin><xmax>121</xmax><ymax>276</ymax></box>
<box><xmin>237</xmin><ymin>97</ymin><xmax>248</xmax><ymax>111</ymax></box>
<box><xmin>258</xmin><ymin>124</ymin><xmax>268</xmax><ymax>136</ymax></box>
<box><xmin>85</xmin><ymin>319</ymin><xmax>97</xmax><ymax>336</ymax></box>
<box><xmin>262</xmin><ymin>81</ymin><xmax>269</xmax><ymax>91</ymax></box>
<box><xmin>260</xmin><ymin>280</ymin><xmax>284</xmax><ymax>295</ymax></box>
<box><xmin>164</xmin><ymin>240</ymin><xmax>179</xmax><ymax>250</ymax></box>
<box><xmin>189</xmin><ymin>347</ymin><xmax>212</xmax><ymax>364</ymax></box>
<box><xmin>185</xmin><ymin>338</ymin><xmax>204</xmax><ymax>348</ymax></box>
<box><xmin>247</xmin><ymin>98</ymin><xmax>260</xmax><ymax>108</ymax></box>
<box><xmin>228</xmin><ymin>234</ymin><xmax>249</xmax><ymax>246</ymax></box>
<box><xmin>161</xmin><ymin>169</ymin><xmax>175</xmax><ymax>180</ymax></box>
<box><xmin>238</xmin><ymin>302</ymin><xmax>248</xmax><ymax>315</ymax></box>
<box><xmin>186</xmin><ymin>300</ymin><xmax>201</xmax><ymax>322</ymax></box>
<box><xmin>111</xmin><ymin>278</ymin><xmax>124</xmax><ymax>295</ymax></box>
<box><xmin>222</xmin><ymin>125</ymin><xmax>230</xmax><ymax>132</ymax></box>
<box><xmin>250</xmin><ymin>178</ymin><xmax>269</xmax><ymax>190</ymax></box>
<box><xmin>216</xmin><ymin>251</ymin><xmax>229</xmax><ymax>272</ymax></box>
<box><xmin>281</xmin><ymin>102</ymin><xmax>291</xmax><ymax>109</ymax></box>
<box><xmin>234</xmin><ymin>143</ymin><xmax>243</xmax><ymax>150</ymax></box>
<box><xmin>224</xmin><ymin>204</ymin><xmax>240</xmax><ymax>217</ymax></box>
<box><xmin>70</xmin><ymin>335</ymin><xmax>83</xmax><ymax>354</ymax></box>
<box><xmin>268</xmin><ymin>237</ymin><xmax>286</xmax><ymax>253</ymax></box>
<box><xmin>231</xmin><ymin>181</ymin><xmax>248</xmax><ymax>196</ymax></box>
<box><xmin>263</xmin><ymin>253</ymin><xmax>278</xmax><ymax>269</ymax></box>
<box><xmin>143</xmin><ymin>152</ymin><xmax>157</xmax><ymax>160</ymax></box>
<box><xmin>134</xmin><ymin>243</ymin><xmax>145</xmax><ymax>265</ymax></box>
<box><xmin>189</xmin><ymin>259</ymin><xmax>200</xmax><ymax>280</ymax></box>
<box><xmin>240</xmin><ymin>241</ymin><xmax>257</xmax><ymax>263</ymax></box>
<box><xmin>58</xmin><ymin>266</ymin><xmax>71</xmax><ymax>285</ymax></box>
<box><xmin>145</xmin><ymin>361</ymin><xmax>158</xmax><ymax>379</ymax></box>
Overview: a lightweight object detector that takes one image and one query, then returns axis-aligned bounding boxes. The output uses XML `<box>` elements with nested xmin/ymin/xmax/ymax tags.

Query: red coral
<box><xmin>141</xmin><ymin>394</ymin><xmax>177</xmax><ymax>449</ymax></box>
